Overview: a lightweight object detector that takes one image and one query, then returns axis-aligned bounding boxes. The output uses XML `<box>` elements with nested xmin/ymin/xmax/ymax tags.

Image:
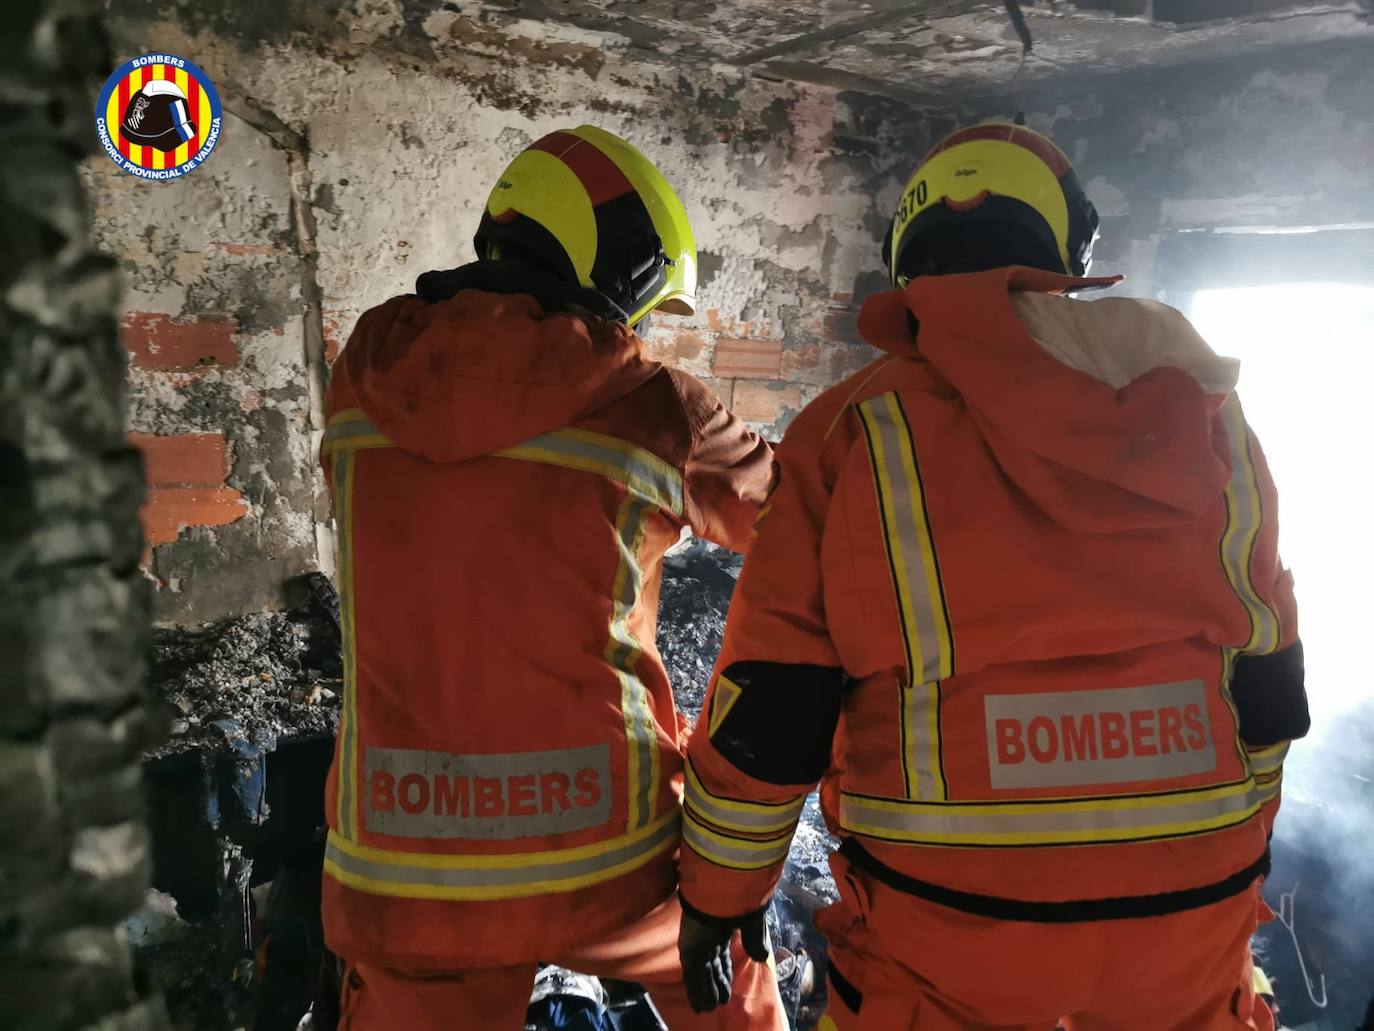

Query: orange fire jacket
<box><xmin>319</xmin><ymin>282</ymin><xmax>772</xmax><ymax>968</ymax></box>
<box><xmin>680</xmin><ymin>267</ymin><xmax>1302</xmax><ymax>924</ymax></box>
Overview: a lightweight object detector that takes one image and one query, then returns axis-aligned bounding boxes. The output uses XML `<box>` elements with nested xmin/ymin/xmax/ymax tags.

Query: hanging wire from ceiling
<box><xmin>1002</xmin><ymin>0</ymin><xmax>1034</xmax><ymax>123</ymax></box>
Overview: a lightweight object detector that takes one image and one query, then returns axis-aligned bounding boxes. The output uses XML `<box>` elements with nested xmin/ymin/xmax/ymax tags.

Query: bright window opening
<box><xmin>1189</xmin><ymin>283</ymin><xmax>1374</xmax><ymax>733</ymax></box>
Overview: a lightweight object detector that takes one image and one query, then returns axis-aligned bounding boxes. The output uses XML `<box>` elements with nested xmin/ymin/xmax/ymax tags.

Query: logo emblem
<box><xmin>94</xmin><ymin>53</ymin><xmax>222</xmax><ymax>180</ymax></box>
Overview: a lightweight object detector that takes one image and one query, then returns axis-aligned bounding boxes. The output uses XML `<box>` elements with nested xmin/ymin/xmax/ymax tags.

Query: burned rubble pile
<box><xmin>145</xmin><ymin>575</ymin><xmax>343</xmax><ymax>757</ymax></box>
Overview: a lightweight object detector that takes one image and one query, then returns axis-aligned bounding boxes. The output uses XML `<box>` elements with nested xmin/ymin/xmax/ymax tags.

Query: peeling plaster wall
<box><xmin>86</xmin><ymin>108</ymin><xmax>321</xmax><ymax>624</ymax></box>
<box><xmin>1003</xmin><ymin>41</ymin><xmax>1374</xmax><ymax>296</ymax></box>
<box><xmin>93</xmin><ymin>0</ymin><xmax>942</xmax><ymax>622</ymax></box>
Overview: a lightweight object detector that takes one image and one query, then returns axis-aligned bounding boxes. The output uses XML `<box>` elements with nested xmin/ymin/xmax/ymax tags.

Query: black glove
<box><xmin>678</xmin><ymin>901</ymin><xmax>771</xmax><ymax>1014</ymax></box>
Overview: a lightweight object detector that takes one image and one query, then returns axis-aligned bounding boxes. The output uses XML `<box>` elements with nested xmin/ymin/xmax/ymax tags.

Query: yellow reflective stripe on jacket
<box><xmin>1218</xmin><ymin>398</ymin><xmax>1282</xmax><ymax>655</ymax></box>
<box><xmin>856</xmin><ymin>392</ymin><xmax>952</xmax><ymax>802</ymax></box>
<box><xmin>684</xmin><ymin>760</ymin><xmax>807</xmax><ymax>836</ymax></box>
<box><xmin>323</xmin><ymin>408</ymin><xmax>393</xmax><ymax>453</ymax></box>
<box><xmin>608</xmin><ymin>495</ymin><xmax>660</xmax><ymax>832</ymax></box>
<box><xmin>682</xmin><ymin>808</ymin><xmax>793</xmax><ymax>872</ymax></box>
<box><xmin>1246</xmin><ymin>741</ymin><xmax>1289</xmax><ymax>777</ymax></box>
<box><xmin>332</xmin><ymin>448</ymin><xmax>361</xmax><ymax>839</ymax></box>
<box><xmin>1255</xmin><ymin>769</ymin><xmax>1282</xmax><ymax>803</ymax></box>
<box><xmin>322</xmin><ymin>413</ymin><xmax>685</xmax><ymax>520</ymax></box>
<box><xmin>496</xmin><ymin>428</ymin><xmax>685</xmax><ymax>517</ymax></box>
<box><xmin>323</xmin><ymin>810</ymin><xmax>679</xmax><ymax>901</ymax></box>
<box><xmin>503</xmin><ymin>428</ymin><xmax>684</xmax><ymax>830</ymax></box>
<box><xmin>839</xmin><ymin>779</ymin><xmax>1264</xmax><ymax>847</ymax></box>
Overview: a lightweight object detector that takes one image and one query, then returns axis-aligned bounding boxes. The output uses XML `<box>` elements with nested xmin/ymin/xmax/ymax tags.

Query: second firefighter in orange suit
<box><xmin>678</xmin><ymin>124</ymin><xmax>1309</xmax><ymax>1029</ymax></box>
<box><xmin>322</xmin><ymin>125</ymin><xmax>787</xmax><ymax>1029</ymax></box>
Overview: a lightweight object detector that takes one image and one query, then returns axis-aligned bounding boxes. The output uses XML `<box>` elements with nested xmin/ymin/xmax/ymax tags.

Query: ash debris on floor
<box><xmin>146</xmin><ymin>574</ymin><xmax>343</xmax><ymax>757</ymax></box>
<box><xmin>127</xmin><ymin>891</ymin><xmax>226</xmax><ymax>1031</ymax></box>
<box><xmin>659</xmin><ymin>537</ymin><xmax>742</xmax><ymax>723</ymax></box>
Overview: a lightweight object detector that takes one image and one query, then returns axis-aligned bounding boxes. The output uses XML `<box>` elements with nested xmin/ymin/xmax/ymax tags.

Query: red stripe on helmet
<box><xmin>528</xmin><ymin>130</ymin><xmax>634</xmax><ymax>207</ymax></box>
<box><xmin>921</xmin><ymin>124</ymin><xmax>1071</xmax><ymax>178</ymax></box>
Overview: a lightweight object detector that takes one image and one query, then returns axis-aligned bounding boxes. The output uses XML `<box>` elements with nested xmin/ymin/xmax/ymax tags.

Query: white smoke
<box><xmin>1190</xmin><ymin>284</ymin><xmax>1374</xmax><ymax>1027</ymax></box>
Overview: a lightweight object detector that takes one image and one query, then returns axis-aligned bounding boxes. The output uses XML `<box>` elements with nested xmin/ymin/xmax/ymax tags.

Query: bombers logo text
<box><xmin>984</xmin><ymin>680</ymin><xmax>1219</xmax><ymax>790</ymax></box>
<box><xmin>364</xmin><ymin>744</ymin><xmax>613</xmax><ymax>841</ymax></box>
<box><xmin>94</xmin><ymin>53</ymin><xmax>222</xmax><ymax>180</ymax></box>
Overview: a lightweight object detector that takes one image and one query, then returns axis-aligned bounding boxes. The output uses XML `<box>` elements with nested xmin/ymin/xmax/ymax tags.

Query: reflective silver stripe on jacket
<box><xmin>856</xmin><ymin>393</ymin><xmax>953</xmax><ymax>803</ymax></box>
<box><xmin>684</xmin><ymin>759</ymin><xmax>806</xmax><ymax>835</ymax></box>
<box><xmin>323</xmin><ymin>410</ymin><xmax>392</xmax><ymax>452</ymax></box>
<box><xmin>323</xmin><ymin>414</ymin><xmax>684</xmax><ymax>520</ymax></box>
<box><xmin>856</xmin><ymin>394</ymin><xmax>953</xmax><ymax>687</ymax></box>
<box><xmin>497</xmin><ymin>428</ymin><xmax>685</xmax><ymax>516</ymax></box>
<box><xmin>1218</xmin><ymin>398</ymin><xmax>1282</xmax><ymax>655</ymax></box>
<box><xmin>608</xmin><ymin>495</ymin><xmax>660</xmax><ymax>832</ymax></box>
<box><xmin>323</xmin><ymin>811</ymin><xmax>679</xmax><ymax>901</ymax></box>
<box><xmin>1246</xmin><ymin>741</ymin><xmax>1289</xmax><ymax>777</ymax></box>
<box><xmin>682</xmin><ymin>809</ymin><xmax>793</xmax><ymax>872</ymax></box>
<box><xmin>839</xmin><ymin>780</ymin><xmax>1264</xmax><ymax>847</ymax></box>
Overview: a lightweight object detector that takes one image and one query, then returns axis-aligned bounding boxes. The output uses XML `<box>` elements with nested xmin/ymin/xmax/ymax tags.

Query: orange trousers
<box><xmin>339</xmin><ymin>894</ymin><xmax>787</xmax><ymax>1030</ymax></box>
<box><xmin>816</xmin><ymin>857</ymin><xmax>1275</xmax><ymax>1031</ymax></box>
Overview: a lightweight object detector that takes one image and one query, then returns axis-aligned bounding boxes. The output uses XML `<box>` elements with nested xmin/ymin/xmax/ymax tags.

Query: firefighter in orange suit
<box><xmin>677</xmin><ymin>124</ymin><xmax>1309</xmax><ymax>1030</ymax></box>
<box><xmin>321</xmin><ymin>125</ymin><xmax>786</xmax><ymax>1029</ymax></box>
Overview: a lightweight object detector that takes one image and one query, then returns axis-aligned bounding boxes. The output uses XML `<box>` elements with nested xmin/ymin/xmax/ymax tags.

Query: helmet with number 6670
<box><xmin>884</xmin><ymin>123</ymin><xmax>1100</xmax><ymax>285</ymax></box>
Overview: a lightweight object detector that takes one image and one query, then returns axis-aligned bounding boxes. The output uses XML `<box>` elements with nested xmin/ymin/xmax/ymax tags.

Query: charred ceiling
<box><xmin>425</xmin><ymin>0</ymin><xmax>1373</xmax><ymax>102</ymax></box>
<box><xmin>114</xmin><ymin>0</ymin><xmax>1374</xmax><ymax>105</ymax></box>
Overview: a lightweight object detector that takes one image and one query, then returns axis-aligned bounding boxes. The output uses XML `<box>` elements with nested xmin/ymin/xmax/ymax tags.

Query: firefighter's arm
<box><xmin>670</xmin><ymin>369</ymin><xmax>774</xmax><ymax>552</ymax></box>
<box><xmin>1231</xmin><ymin>416</ymin><xmax>1307</xmax><ymax>831</ymax></box>
<box><xmin>679</xmin><ymin>402</ymin><xmax>847</xmax><ymax>922</ymax></box>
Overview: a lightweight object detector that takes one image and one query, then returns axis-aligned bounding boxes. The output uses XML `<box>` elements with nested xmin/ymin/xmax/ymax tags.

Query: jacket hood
<box><xmin>857</xmin><ymin>267</ymin><xmax>1238</xmax><ymax>533</ymax></box>
<box><xmin>334</xmin><ymin>262</ymin><xmax>661</xmax><ymax>463</ymax></box>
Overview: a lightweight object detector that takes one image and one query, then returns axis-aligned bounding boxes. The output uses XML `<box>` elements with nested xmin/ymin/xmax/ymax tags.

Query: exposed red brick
<box><xmin>713</xmin><ymin>338</ymin><xmax>783</xmax><ymax>380</ymax></box>
<box><xmin>122</xmin><ymin>312</ymin><xmax>238</xmax><ymax>370</ymax></box>
<box><xmin>141</xmin><ymin>487</ymin><xmax>248</xmax><ymax>546</ymax></box>
<box><xmin>731</xmin><ymin>381</ymin><xmax>801</xmax><ymax>425</ymax></box>
<box><xmin>831</xmin><ymin>291</ymin><xmax>854</xmax><ymax>305</ymax></box>
<box><xmin>129</xmin><ymin>432</ymin><xmax>228</xmax><ymax>487</ymax></box>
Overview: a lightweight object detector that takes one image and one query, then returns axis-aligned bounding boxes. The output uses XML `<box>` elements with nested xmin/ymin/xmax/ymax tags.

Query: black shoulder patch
<box><xmin>709</xmin><ymin>660</ymin><xmax>845</xmax><ymax>786</ymax></box>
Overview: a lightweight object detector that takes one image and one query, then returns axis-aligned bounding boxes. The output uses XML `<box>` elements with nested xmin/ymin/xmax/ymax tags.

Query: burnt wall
<box><xmin>93</xmin><ymin>0</ymin><xmax>944</xmax><ymax>623</ymax></box>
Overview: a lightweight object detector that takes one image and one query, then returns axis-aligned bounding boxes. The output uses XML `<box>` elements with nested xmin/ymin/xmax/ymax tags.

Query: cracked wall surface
<box><xmin>93</xmin><ymin>0</ymin><xmax>945</xmax><ymax>622</ymax></box>
<box><xmin>86</xmin><ymin>107</ymin><xmax>322</xmax><ymax>624</ymax></box>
